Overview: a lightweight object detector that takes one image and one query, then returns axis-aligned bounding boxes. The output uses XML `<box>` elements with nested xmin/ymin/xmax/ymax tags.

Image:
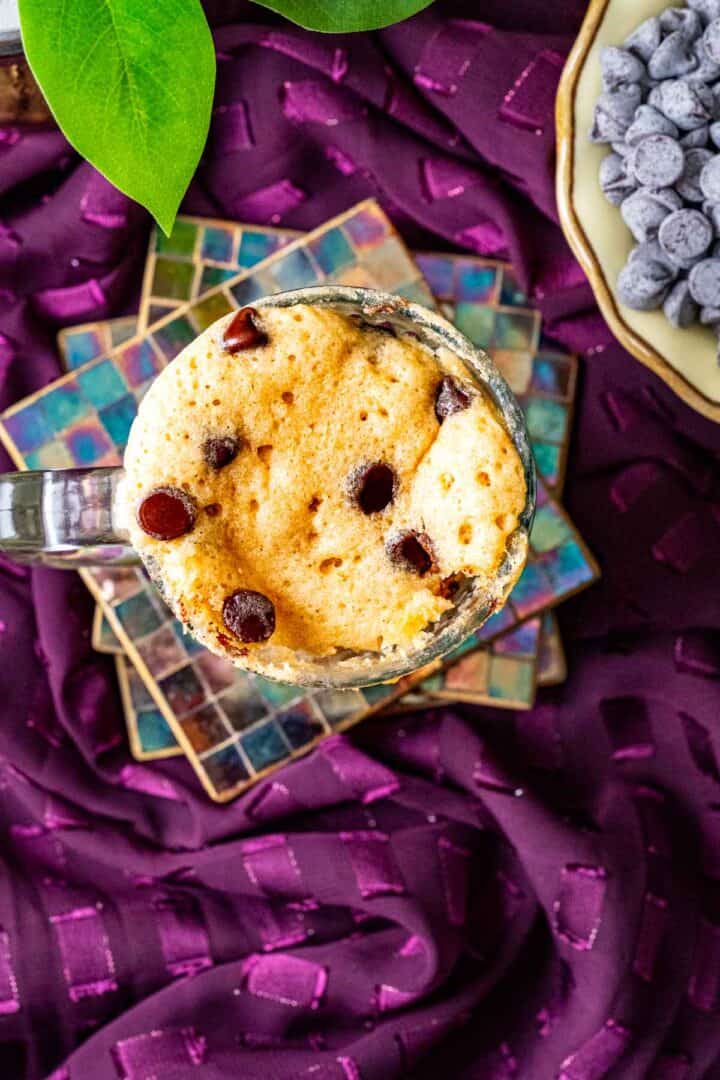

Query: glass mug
<box><xmin>0</xmin><ymin>286</ymin><xmax>536</xmax><ymax>687</ymax></box>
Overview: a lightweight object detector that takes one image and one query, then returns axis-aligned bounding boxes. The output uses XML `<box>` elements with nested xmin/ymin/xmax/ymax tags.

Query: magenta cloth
<box><xmin>1</xmin><ymin>3</ymin><xmax>720</xmax><ymax>1077</ymax></box>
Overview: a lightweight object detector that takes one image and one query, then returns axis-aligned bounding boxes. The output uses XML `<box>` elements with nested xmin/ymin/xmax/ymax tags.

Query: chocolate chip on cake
<box><xmin>138</xmin><ymin>487</ymin><xmax>196</xmax><ymax>540</ymax></box>
<box><xmin>435</xmin><ymin>375</ymin><xmax>473</xmax><ymax>422</ymax></box>
<box><xmin>222</xmin><ymin>589</ymin><xmax>276</xmax><ymax>643</ymax></box>
<box><xmin>349</xmin><ymin>462</ymin><xmax>397</xmax><ymax>514</ymax></box>
<box><xmin>202</xmin><ymin>435</ymin><xmax>241</xmax><ymax>470</ymax></box>
<box><xmin>386</xmin><ymin>531</ymin><xmax>437</xmax><ymax>576</ymax></box>
<box><xmin>438</xmin><ymin>572</ymin><xmax>466</xmax><ymax>599</ymax></box>
<box><xmin>223</xmin><ymin>307</ymin><xmax>267</xmax><ymax>353</ymax></box>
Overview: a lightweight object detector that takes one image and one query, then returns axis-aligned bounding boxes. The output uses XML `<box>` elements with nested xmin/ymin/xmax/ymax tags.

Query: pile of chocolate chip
<box><xmin>592</xmin><ymin>0</ymin><xmax>720</xmax><ymax>338</ymax></box>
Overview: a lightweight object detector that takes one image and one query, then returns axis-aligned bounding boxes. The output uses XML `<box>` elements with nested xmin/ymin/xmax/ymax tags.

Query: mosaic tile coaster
<box><xmin>0</xmin><ymin>200</ymin><xmax>444</xmax><ymax>800</ymax></box>
<box><xmin>57</xmin><ymin>317</ymin><xmax>138</xmax><ymax>373</ymax></box>
<box><xmin>137</xmin><ymin>216</ymin><xmax>300</xmax><ymax>333</ymax></box>
<box><xmin>116</xmin><ymin>654</ymin><xmax>183</xmax><ymax>761</ymax></box>
<box><xmin>92</xmin><ymin>604</ymin><xmax>123</xmax><ymax>655</ymax></box>
<box><xmin>537</xmin><ymin>612</ymin><xmax>567</xmax><ymax>688</ymax></box>
<box><xmin>397</xmin><ymin>616</ymin><xmax>541</xmax><ymax>712</ymax></box>
<box><xmin>58</xmin><ymin>224</ymin><xmax>573</xmax><ymax>723</ymax></box>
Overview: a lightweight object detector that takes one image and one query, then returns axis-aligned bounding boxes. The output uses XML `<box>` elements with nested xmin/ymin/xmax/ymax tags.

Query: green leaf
<box><xmin>249</xmin><ymin>0</ymin><xmax>434</xmax><ymax>32</ymax></box>
<box><xmin>18</xmin><ymin>0</ymin><xmax>215</xmax><ymax>234</ymax></box>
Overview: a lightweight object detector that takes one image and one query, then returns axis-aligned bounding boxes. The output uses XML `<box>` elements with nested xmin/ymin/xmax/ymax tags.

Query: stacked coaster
<box><xmin>0</xmin><ymin>201</ymin><xmax>598</xmax><ymax>800</ymax></box>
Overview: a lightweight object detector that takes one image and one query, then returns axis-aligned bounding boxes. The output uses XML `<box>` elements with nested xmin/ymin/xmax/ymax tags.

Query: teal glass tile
<box><xmin>488</xmin><ymin>656</ymin><xmax>534</xmax><ymax>702</ymax></box>
<box><xmin>473</xmin><ymin>603</ymin><xmax>515</xmax><ymax>642</ymax></box>
<box><xmin>203</xmin><ymin>743</ymin><xmax>250</xmax><ymax>793</ymax></box>
<box><xmin>541</xmin><ymin>540</ymin><xmax>595</xmax><ymax>593</ymax></box>
<box><xmin>509</xmin><ymin>561</ymin><xmax>554</xmax><ymax>616</ymax></box>
<box><xmin>308</xmin><ymin>227</ymin><xmax>355</xmax><ymax>274</ymax></box>
<box><xmin>532</xmin><ymin>442</ymin><xmax>561</xmax><ymax>487</ymax></box>
<box><xmin>63</xmin><ymin>329</ymin><xmax>102</xmax><ymax>368</ymax></box>
<box><xmin>493</xmin><ymin>618</ymin><xmax>539</xmax><ymax>656</ymax></box>
<box><xmin>77</xmin><ymin>360</ymin><xmax>129</xmax><ymax>409</ymax></box>
<box><xmin>116</xmin><ymin>341</ymin><xmax>160</xmax><ymax>389</ymax></box>
<box><xmin>201</xmin><ymin>226</ymin><xmax>235</xmax><ymax>264</ymax></box>
<box><xmin>240</xmin><ymin>720</ymin><xmax>290</xmax><ymax>771</ymax></box>
<box><xmin>199</xmin><ymin>266</ymin><xmax>238</xmax><ymax>292</ymax></box>
<box><xmin>452</xmin><ymin>302</ymin><xmax>495</xmax><ymax>347</ymax></box>
<box><xmin>152</xmin><ymin>316</ymin><xmax>196</xmax><ymax>359</ymax></box>
<box><xmin>455</xmin><ymin>261</ymin><xmax>499</xmax><ymax>303</ymax></box>
<box><xmin>531</xmin><ymin>505</ymin><xmax>573</xmax><ymax>553</ymax></box>
<box><xmin>114</xmin><ymin>591</ymin><xmax>163</xmax><ymax>638</ymax></box>
<box><xmin>493</xmin><ymin>310</ymin><xmax>537</xmax><ymax>350</ymax></box>
<box><xmin>136</xmin><ymin>708</ymin><xmax>178</xmax><ymax>752</ymax></box>
<box><xmin>499</xmin><ymin>268</ymin><xmax>527</xmax><ymax>306</ymax></box>
<box><xmin>414</xmin><ymin>253</ymin><xmax>454</xmax><ymax>299</ymax></box>
<box><xmin>156</xmin><ymin>218</ymin><xmax>197</xmax><ymax>256</ymax></box>
<box><xmin>525</xmin><ymin>398</ymin><xmax>568</xmax><ymax>443</ymax></box>
<box><xmin>361</xmin><ymin>683</ymin><xmax>397</xmax><ymax>706</ymax></box>
<box><xmin>252</xmin><ymin>676</ymin><xmax>302</xmax><ymax>708</ymax></box>
<box><xmin>40</xmin><ymin>382</ymin><xmax>87</xmax><ymax>433</ymax></box>
<box><xmin>276</xmin><ymin>700</ymin><xmax>326</xmax><ymax>749</ymax></box>
<box><xmin>271</xmin><ymin>249</ymin><xmax>320</xmax><ymax>290</ymax></box>
<box><xmin>3</xmin><ymin>404</ymin><xmax>54</xmax><ymax>453</ymax></box>
<box><xmin>63</xmin><ymin>421</ymin><xmax>115</xmax><ymax>465</ymax></box>
<box><xmin>532</xmin><ymin>354</ymin><xmax>571</xmax><ymax>395</ymax></box>
<box><xmin>394</xmin><ymin>279</ymin><xmax>436</xmax><ymax>305</ymax></box>
<box><xmin>342</xmin><ymin>205</ymin><xmax>389</xmax><ymax>248</ymax></box>
<box><xmin>98</xmin><ymin>395</ymin><xmax>137</xmax><ymax>448</ymax></box>
<box><xmin>152</xmin><ymin>257</ymin><xmax>195</xmax><ymax>301</ymax></box>
<box><xmin>229</xmin><ymin>277</ymin><xmax>267</xmax><ymax>307</ymax></box>
<box><xmin>418</xmin><ymin>671</ymin><xmax>444</xmax><ymax>691</ymax></box>
<box><xmin>25</xmin><ymin>442</ymin><xmax>73</xmax><ymax>469</ymax></box>
<box><xmin>238</xmin><ymin>230</ymin><xmax>287</xmax><ymax>268</ymax></box>
<box><xmin>128</xmin><ymin>671</ymin><xmax>155</xmax><ymax>710</ymax></box>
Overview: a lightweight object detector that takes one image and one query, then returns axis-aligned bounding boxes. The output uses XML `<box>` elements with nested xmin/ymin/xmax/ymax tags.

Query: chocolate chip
<box><xmin>202</xmin><ymin>436</ymin><xmax>240</xmax><ymax>470</ymax></box>
<box><xmin>222</xmin><ymin>589</ymin><xmax>276</xmax><ymax>643</ymax></box>
<box><xmin>386</xmin><ymin>531</ymin><xmax>437</xmax><ymax>576</ymax></box>
<box><xmin>222</xmin><ymin>307</ymin><xmax>267</xmax><ymax>353</ymax></box>
<box><xmin>138</xmin><ymin>487</ymin><xmax>196</xmax><ymax>540</ymax></box>
<box><xmin>438</xmin><ymin>572</ymin><xmax>466</xmax><ymax>600</ymax></box>
<box><xmin>434</xmin><ymin>375</ymin><xmax>473</xmax><ymax>422</ymax></box>
<box><xmin>349</xmin><ymin>462</ymin><xmax>397</xmax><ymax>514</ymax></box>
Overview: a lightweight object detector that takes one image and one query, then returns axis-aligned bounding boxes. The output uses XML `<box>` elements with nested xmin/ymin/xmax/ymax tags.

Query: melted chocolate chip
<box><xmin>435</xmin><ymin>376</ymin><xmax>473</xmax><ymax>423</ymax></box>
<box><xmin>386</xmin><ymin>531</ymin><xmax>437</xmax><ymax>576</ymax></box>
<box><xmin>223</xmin><ymin>307</ymin><xmax>267</xmax><ymax>353</ymax></box>
<box><xmin>222</xmin><ymin>589</ymin><xmax>276</xmax><ymax>643</ymax></box>
<box><xmin>138</xmin><ymin>487</ymin><xmax>196</xmax><ymax>540</ymax></box>
<box><xmin>349</xmin><ymin>462</ymin><xmax>397</xmax><ymax>515</ymax></box>
<box><xmin>438</xmin><ymin>572</ymin><xmax>466</xmax><ymax>600</ymax></box>
<box><xmin>202</xmin><ymin>436</ymin><xmax>240</xmax><ymax>470</ymax></box>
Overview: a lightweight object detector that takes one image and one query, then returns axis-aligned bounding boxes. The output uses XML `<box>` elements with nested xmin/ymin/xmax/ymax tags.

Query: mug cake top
<box><xmin>121</xmin><ymin>302</ymin><xmax>526</xmax><ymax>681</ymax></box>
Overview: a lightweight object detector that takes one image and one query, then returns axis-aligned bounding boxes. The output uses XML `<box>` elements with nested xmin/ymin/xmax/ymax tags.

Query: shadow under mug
<box><xmin>0</xmin><ymin>286</ymin><xmax>537</xmax><ymax>685</ymax></box>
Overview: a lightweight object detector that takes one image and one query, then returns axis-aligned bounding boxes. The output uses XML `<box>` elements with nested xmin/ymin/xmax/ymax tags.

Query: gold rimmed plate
<box><xmin>556</xmin><ymin>0</ymin><xmax>720</xmax><ymax>423</ymax></box>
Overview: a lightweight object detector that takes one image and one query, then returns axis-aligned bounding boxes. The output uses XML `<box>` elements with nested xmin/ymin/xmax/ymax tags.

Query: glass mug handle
<box><xmin>0</xmin><ymin>467</ymin><xmax>138</xmax><ymax>567</ymax></box>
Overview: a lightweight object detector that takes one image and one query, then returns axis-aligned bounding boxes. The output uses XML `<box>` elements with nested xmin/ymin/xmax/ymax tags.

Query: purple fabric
<box><xmin>1</xmin><ymin>3</ymin><xmax>720</xmax><ymax>1077</ymax></box>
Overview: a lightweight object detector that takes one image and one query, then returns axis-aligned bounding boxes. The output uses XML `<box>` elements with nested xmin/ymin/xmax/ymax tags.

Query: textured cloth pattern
<box><xmin>0</xmin><ymin>3</ymin><xmax>719</xmax><ymax>1077</ymax></box>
